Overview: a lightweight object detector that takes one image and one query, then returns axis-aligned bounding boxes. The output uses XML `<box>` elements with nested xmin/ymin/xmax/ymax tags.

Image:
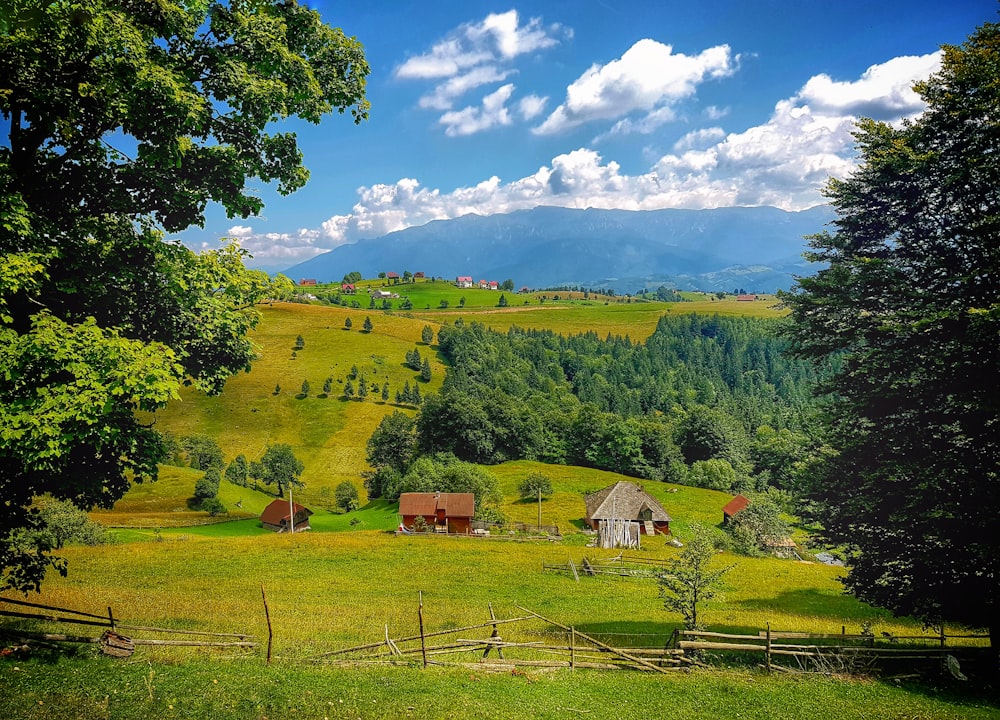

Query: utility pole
<box><xmin>537</xmin><ymin>487</ymin><xmax>542</xmax><ymax>531</ymax></box>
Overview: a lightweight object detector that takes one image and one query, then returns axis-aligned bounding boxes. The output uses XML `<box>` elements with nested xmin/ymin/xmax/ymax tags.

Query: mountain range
<box><xmin>283</xmin><ymin>205</ymin><xmax>837</xmax><ymax>293</ymax></box>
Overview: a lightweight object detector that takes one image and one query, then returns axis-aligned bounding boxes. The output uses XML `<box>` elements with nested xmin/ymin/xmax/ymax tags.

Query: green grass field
<box><xmin>4</xmin><ymin>298</ymin><xmax>996</xmax><ymax>720</ymax></box>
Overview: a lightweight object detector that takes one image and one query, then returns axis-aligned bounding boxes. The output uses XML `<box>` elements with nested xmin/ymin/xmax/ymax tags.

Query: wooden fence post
<box><xmin>940</xmin><ymin>625</ymin><xmax>946</xmax><ymax>648</ymax></box>
<box><xmin>107</xmin><ymin>606</ymin><xmax>116</xmax><ymax>632</ymax></box>
<box><xmin>261</xmin><ymin>585</ymin><xmax>273</xmax><ymax>665</ymax></box>
<box><xmin>765</xmin><ymin>622</ymin><xmax>772</xmax><ymax>673</ymax></box>
<box><xmin>418</xmin><ymin>591</ymin><xmax>427</xmax><ymax>669</ymax></box>
<box><xmin>570</xmin><ymin>626</ymin><xmax>575</xmax><ymax>670</ymax></box>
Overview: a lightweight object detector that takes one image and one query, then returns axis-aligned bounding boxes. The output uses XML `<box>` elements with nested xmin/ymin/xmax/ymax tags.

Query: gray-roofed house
<box><xmin>584</xmin><ymin>481</ymin><xmax>671</xmax><ymax>548</ymax></box>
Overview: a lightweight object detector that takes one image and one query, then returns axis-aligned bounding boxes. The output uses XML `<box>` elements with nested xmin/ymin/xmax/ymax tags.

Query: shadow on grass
<box><xmin>572</xmin><ymin>619</ymin><xmax>678</xmax><ymax>647</ymax></box>
<box><xmin>733</xmin><ymin>587</ymin><xmax>886</xmax><ymax>624</ymax></box>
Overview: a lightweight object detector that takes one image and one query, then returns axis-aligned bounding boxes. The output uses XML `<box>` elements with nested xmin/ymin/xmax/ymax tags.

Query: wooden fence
<box><xmin>310</xmin><ymin>601</ymin><xmax>689</xmax><ymax>673</ymax></box>
<box><xmin>0</xmin><ymin>596</ymin><xmax>256</xmax><ymax>658</ymax></box>
<box><xmin>543</xmin><ymin>553</ymin><xmax>671</xmax><ymax>580</ymax></box>
<box><xmin>679</xmin><ymin>626</ymin><xmax>991</xmax><ymax>675</ymax></box>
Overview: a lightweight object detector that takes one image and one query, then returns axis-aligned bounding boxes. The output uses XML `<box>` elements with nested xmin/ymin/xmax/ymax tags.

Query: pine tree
<box><xmin>363</xmin><ymin>316</ymin><xmax>373</xmax><ymax>333</ymax></box>
<box><xmin>382</xmin><ymin>381</ymin><xmax>390</xmax><ymax>402</ymax></box>
<box><xmin>421</xmin><ymin>357</ymin><xmax>432</xmax><ymax>382</ymax></box>
<box><xmin>344</xmin><ymin>378</ymin><xmax>355</xmax><ymax>400</ymax></box>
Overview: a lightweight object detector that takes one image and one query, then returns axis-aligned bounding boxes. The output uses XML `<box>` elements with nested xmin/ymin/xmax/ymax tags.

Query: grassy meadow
<box><xmin>4</xmin><ymin>296</ymin><xmax>997</xmax><ymax>719</ymax></box>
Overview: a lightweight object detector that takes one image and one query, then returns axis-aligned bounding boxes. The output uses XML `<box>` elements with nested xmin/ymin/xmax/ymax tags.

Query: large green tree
<box><xmin>0</xmin><ymin>0</ymin><xmax>368</xmax><ymax>591</ymax></box>
<box><xmin>781</xmin><ymin>24</ymin><xmax>1000</xmax><ymax>650</ymax></box>
<box><xmin>258</xmin><ymin>444</ymin><xmax>304</xmax><ymax>498</ymax></box>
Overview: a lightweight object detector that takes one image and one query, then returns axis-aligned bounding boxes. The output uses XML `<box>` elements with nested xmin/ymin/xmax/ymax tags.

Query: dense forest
<box><xmin>366</xmin><ymin>314</ymin><xmax>831</xmax><ymax>503</ymax></box>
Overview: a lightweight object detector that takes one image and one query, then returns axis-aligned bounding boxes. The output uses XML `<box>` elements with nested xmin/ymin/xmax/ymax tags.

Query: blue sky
<box><xmin>178</xmin><ymin>1</ymin><xmax>999</xmax><ymax>270</ymax></box>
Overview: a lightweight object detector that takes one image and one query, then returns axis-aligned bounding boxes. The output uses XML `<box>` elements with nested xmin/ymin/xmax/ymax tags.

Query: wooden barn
<box><xmin>399</xmin><ymin>492</ymin><xmax>475</xmax><ymax>534</ymax></box>
<box><xmin>722</xmin><ymin>494</ymin><xmax>750</xmax><ymax>524</ymax></box>
<box><xmin>584</xmin><ymin>481</ymin><xmax>671</xmax><ymax>548</ymax></box>
<box><xmin>260</xmin><ymin>499</ymin><xmax>313</xmax><ymax>533</ymax></box>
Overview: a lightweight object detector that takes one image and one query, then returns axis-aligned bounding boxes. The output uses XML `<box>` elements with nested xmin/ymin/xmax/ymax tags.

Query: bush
<box><xmin>200</xmin><ymin>497</ymin><xmax>228</xmax><ymax>517</ymax></box>
<box><xmin>36</xmin><ymin>498</ymin><xmax>111</xmax><ymax>549</ymax></box>
<box><xmin>334</xmin><ymin>481</ymin><xmax>360</xmax><ymax>513</ymax></box>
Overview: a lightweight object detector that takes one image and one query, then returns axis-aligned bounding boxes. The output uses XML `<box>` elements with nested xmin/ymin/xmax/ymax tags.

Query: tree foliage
<box><xmin>517</xmin><ymin>473</ymin><xmax>553</xmax><ymax>500</ymax></box>
<box><xmin>225</xmin><ymin>454</ymin><xmax>249</xmax><ymax>487</ymax></box>
<box><xmin>257</xmin><ymin>444</ymin><xmax>304</xmax><ymax>498</ymax></box>
<box><xmin>780</xmin><ymin>24</ymin><xmax>1000</xmax><ymax>642</ymax></box>
<box><xmin>0</xmin><ymin>0</ymin><xmax>368</xmax><ymax>591</ymax></box>
<box><xmin>657</xmin><ymin>526</ymin><xmax>733</xmax><ymax>631</ymax></box>
<box><xmin>334</xmin><ymin>481</ymin><xmax>360</xmax><ymax>513</ymax></box>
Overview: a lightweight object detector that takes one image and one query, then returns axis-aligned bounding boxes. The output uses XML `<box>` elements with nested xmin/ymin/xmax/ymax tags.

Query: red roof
<box><xmin>342</xmin><ymin>283</ymin><xmax>355</xmax><ymax>290</ymax></box>
<box><xmin>387</xmin><ymin>272</ymin><xmax>400</xmax><ymax>278</ymax></box>
<box><xmin>722</xmin><ymin>494</ymin><xmax>750</xmax><ymax>518</ymax></box>
<box><xmin>260</xmin><ymin>499</ymin><xmax>311</xmax><ymax>525</ymax></box>
<box><xmin>398</xmin><ymin>492</ymin><xmax>475</xmax><ymax>518</ymax></box>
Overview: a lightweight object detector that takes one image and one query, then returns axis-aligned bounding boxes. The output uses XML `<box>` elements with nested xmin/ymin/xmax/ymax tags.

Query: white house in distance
<box><xmin>456</xmin><ymin>276</ymin><xmax>473</xmax><ymax>288</ymax></box>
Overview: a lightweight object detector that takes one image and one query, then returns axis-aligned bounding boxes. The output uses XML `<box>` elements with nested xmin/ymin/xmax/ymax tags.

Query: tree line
<box><xmin>365</xmin><ymin>314</ymin><xmax>831</xmax><ymax>504</ymax></box>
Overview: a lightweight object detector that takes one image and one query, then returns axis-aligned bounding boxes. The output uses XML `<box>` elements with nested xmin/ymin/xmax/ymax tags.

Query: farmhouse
<box><xmin>456</xmin><ymin>275</ymin><xmax>473</xmax><ymax>288</ymax></box>
<box><xmin>399</xmin><ymin>492</ymin><xmax>475</xmax><ymax>534</ymax></box>
<box><xmin>341</xmin><ymin>283</ymin><xmax>356</xmax><ymax>294</ymax></box>
<box><xmin>722</xmin><ymin>494</ymin><xmax>750</xmax><ymax>524</ymax></box>
<box><xmin>584</xmin><ymin>481</ymin><xmax>671</xmax><ymax>548</ymax></box>
<box><xmin>260</xmin><ymin>499</ymin><xmax>313</xmax><ymax>533</ymax></box>
<box><xmin>298</xmin><ymin>278</ymin><xmax>317</xmax><ymax>286</ymax></box>
<box><xmin>386</xmin><ymin>271</ymin><xmax>400</xmax><ymax>284</ymax></box>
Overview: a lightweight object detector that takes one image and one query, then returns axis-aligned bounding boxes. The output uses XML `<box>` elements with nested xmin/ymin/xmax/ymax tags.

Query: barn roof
<box><xmin>722</xmin><ymin>494</ymin><xmax>750</xmax><ymax>518</ymax></box>
<box><xmin>398</xmin><ymin>492</ymin><xmax>475</xmax><ymax>518</ymax></box>
<box><xmin>437</xmin><ymin>492</ymin><xmax>475</xmax><ymax>517</ymax></box>
<box><xmin>260</xmin><ymin>499</ymin><xmax>312</xmax><ymax>525</ymax></box>
<box><xmin>584</xmin><ymin>481</ymin><xmax>671</xmax><ymax>522</ymax></box>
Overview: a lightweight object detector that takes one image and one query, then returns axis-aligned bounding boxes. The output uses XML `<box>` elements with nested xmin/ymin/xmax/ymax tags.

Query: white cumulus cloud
<box><xmin>439</xmin><ymin>84</ymin><xmax>515</xmax><ymax>136</ymax></box>
<box><xmin>231</xmin><ymin>52</ymin><xmax>942</xmax><ymax>267</ymax></box>
<box><xmin>395</xmin><ymin>9</ymin><xmax>567</xmax><ymax>135</ymax></box>
<box><xmin>533</xmin><ymin>39</ymin><xmax>737</xmax><ymax>135</ymax></box>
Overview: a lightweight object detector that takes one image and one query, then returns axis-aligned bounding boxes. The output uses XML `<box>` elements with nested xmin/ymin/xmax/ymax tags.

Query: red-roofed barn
<box><xmin>260</xmin><ymin>499</ymin><xmax>312</xmax><ymax>533</ymax></box>
<box><xmin>399</xmin><ymin>492</ymin><xmax>475</xmax><ymax>534</ymax></box>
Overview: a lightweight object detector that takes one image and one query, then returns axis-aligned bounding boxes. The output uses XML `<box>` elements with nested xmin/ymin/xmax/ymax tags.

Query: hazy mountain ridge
<box><xmin>284</xmin><ymin>205</ymin><xmax>835</xmax><ymax>293</ymax></box>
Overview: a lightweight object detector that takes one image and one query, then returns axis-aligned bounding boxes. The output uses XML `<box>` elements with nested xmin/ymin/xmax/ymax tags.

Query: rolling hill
<box><xmin>285</xmin><ymin>205</ymin><xmax>836</xmax><ymax>293</ymax></box>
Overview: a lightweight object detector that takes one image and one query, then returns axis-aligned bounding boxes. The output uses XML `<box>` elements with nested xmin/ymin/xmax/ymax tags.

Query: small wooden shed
<box><xmin>399</xmin><ymin>492</ymin><xmax>475</xmax><ymax>534</ymax></box>
<box><xmin>260</xmin><ymin>499</ymin><xmax>313</xmax><ymax>533</ymax></box>
<box><xmin>722</xmin><ymin>494</ymin><xmax>750</xmax><ymax>525</ymax></box>
<box><xmin>584</xmin><ymin>481</ymin><xmax>671</xmax><ymax>547</ymax></box>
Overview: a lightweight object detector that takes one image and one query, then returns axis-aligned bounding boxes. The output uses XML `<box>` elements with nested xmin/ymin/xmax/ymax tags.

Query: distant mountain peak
<box><xmin>284</xmin><ymin>205</ymin><xmax>835</xmax><ymax>293</ymax></box>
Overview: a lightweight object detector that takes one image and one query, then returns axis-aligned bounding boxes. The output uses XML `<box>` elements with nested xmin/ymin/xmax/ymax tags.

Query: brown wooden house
<box><xmin>584</xmin><ymin>481</ymin><xmax>671</xmax><ymax>538</ymax></box>
<box><xmin>399</xmin><ymin>492</ymin><xmax>475</xmax><ymax>534</ymax></box>
<box><xmin>260</xmin><ymin>499</ymin><xmax>313</xmax><ymax>533</ymax></box>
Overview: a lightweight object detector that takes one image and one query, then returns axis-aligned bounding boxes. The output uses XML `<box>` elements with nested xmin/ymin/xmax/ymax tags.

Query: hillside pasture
<box><xmin>144</xmin><ymin>302</ymin><xmax>444</xmax><ymax>503</ymax></box>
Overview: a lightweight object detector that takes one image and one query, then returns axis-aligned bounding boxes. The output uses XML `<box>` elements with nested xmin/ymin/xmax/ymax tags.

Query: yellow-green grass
<box><xmin>4</xmin><ymin>655</ymin><xmax>994</xmax><ymax>720</ymax></box>
<box><xmin>143</xmin><ymin>302</ymin><xmax>445</xmax><ymax>506</ymax></box>
<box><xmin>20</xmin><ymin>530</ymin><xmax>952</xmax><ymax>660</ymax></box>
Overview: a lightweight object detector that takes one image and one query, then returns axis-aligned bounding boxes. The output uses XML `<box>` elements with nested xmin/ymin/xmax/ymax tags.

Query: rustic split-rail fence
<box><xmin>1</xmin><ymin>592</ymin><xmax>989</xmax><ymax>678</ymax></box>
<box><xmin>0</xmin><ymin>596</ymin><xmax>256</xmax><ymax>658</ymax></box>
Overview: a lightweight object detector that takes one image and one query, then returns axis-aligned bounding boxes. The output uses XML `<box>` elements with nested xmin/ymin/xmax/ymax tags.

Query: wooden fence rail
<box><xmin>680</xmin><ymin>626</ymin><xmax>991</xmax><ymax>675</ymax></box>
<box><xmin>0</xmin><ymin>596</ymin><xmax>256</xmax><ymax>657</ymax></box>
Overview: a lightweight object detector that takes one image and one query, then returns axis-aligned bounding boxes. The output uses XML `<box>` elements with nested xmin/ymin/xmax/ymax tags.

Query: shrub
<box><xmin>334</xmin><ymin>482</ymin><xmax>360</xmax><ymax>513</ymax></box>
